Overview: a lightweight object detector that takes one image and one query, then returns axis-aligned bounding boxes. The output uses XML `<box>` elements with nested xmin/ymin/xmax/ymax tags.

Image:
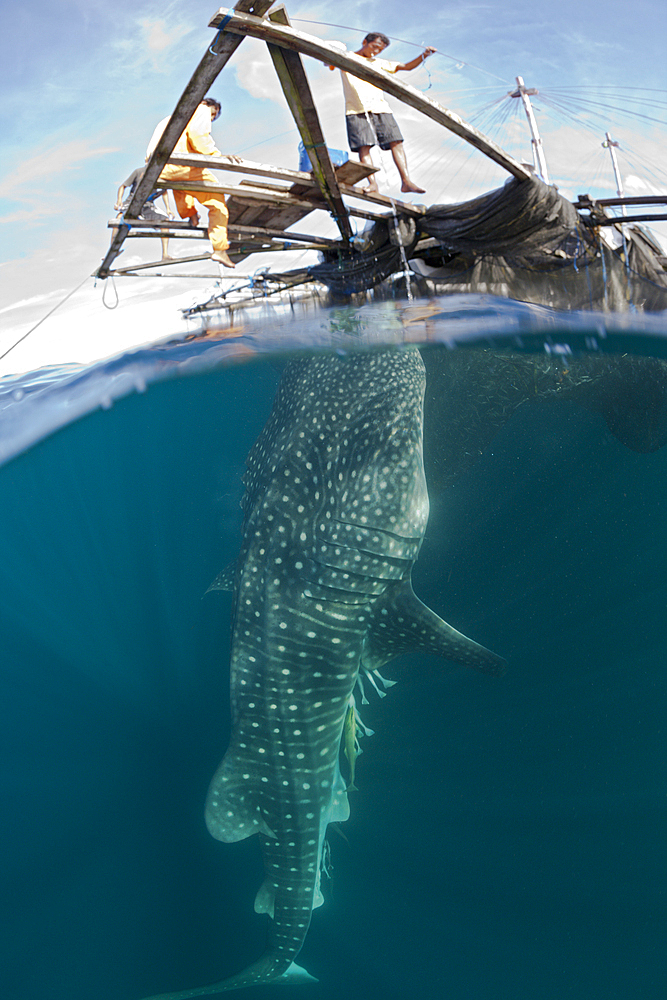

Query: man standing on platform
<box><xmin>332</xmin><ymin>33</ymin><xmax>435</xmax><ymax>194</ymax></box>
<box><xmin>146</xmin><ymin>98</ymin><xmax>241</xmax><ymax>268</ymax></box>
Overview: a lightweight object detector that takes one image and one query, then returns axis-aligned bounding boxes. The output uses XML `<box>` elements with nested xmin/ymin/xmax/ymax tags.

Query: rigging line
<box><xmin>547</xmin><ymin>91</ymin><xmax>667</xmax><ymax>111</ymax></box>
<box><xmin>616</xmin><ymin>149</ymin><xmax>667</xmax><ymax>189</ymax></box>
<box><xmin>289</xmin><ymin>18</ymin><xmax>511</xmax><ymax>83</ymax></box>
<box><xmin>547</xmin><ymin>86</ymin><xmax>667</xmax><ymax>95</ymax></box>
<box><xmin>539</xmin><ymin>92</ymin><xmax>667</xmax><ymax>127</ymax></box>
<box><xmin>0</xmin><ymin>274</ymin><xmax>91</xmax><ymax>363</ymax></box>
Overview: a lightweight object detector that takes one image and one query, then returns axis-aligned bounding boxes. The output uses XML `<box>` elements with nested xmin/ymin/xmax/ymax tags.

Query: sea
<box><xmin>1</xmin><ymin>293</ymin><xmax>666</xmax><ymax>1000</ymax></box>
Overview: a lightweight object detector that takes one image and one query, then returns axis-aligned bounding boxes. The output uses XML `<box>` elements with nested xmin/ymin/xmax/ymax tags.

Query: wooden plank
<box><xmin>335</xmin><ymin>161</ymin><xmax>377</xmax><ymax>185</ymax></box>
<box><xmin>595</xmin><ymin>214</ymin><xmax>667</xmax><ymax>226</ymax></box>
<box><xmin>95</xmin><ymin>0</ymin><xmax>275</xmax><ymax>279</ymax></box>
<box><xmin>576</xmin><ymin>195</ymin><xmax>667</xmax><ymax>208</ymax></box>
<box><xmin>167</xmin><ymin>153</ymin><xmax>378</xmax><ymax>186</ymax></box>
<box><xmin>110</xmin><ymin>253</ymin><xmax>225</xmax><ymax>274</ymax></box>
<box><xmin>265</xmin><ymin>6</ymin><xmax>353</xmax><ymax>242</ymax></box>
<box><xmin>210</xmin><ymin>7</ymin><xmax>532</xmax><ymax>182</ymax></box>
<box><xmin>108</xmin><ymin>218</ymin><xmax>340</xmax><ymax>245</ymax></box>
<box><xmin>159</xmin><ymin>177</ymin><xmax>323</xmax><ymax>209</ymax></box>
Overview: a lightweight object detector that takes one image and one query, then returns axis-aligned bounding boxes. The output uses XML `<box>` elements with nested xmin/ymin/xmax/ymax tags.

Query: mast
<box><xmin>509</xmin><ymin>76</ymin><xmax>550</xmax><ymax>184</ymax></box>
<box><xmin>602</xmin><ymin>132</ymin><xmax>627</xmax><ymax>217</ymax></box>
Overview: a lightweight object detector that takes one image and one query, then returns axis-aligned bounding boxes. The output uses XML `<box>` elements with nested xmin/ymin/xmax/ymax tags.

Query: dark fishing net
<box><xmin>310</xmin><ymin>175</ymin><xmax>667</xmax><ymax>311</ymax></box>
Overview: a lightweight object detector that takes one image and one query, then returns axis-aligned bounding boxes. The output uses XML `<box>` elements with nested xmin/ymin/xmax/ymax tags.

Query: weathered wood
<box><xmin>576</xmin><ymin>195</ymin><xmax>667</xmax><ymax>208</ymax></box>
<box><xmin>210</xmin><ymin>7</ymin><xmax>532</xmax><ymax>182</ymax></box>
<box><xmin>159</xmin><ymin>178</ymin><xmax>323</xmax><ymax>210</ymax></box>
<box><xmin>166</xmin><ymin>153</ymin><xmax>378</xmax><ymax>186</ymax></box>
<box><xmin>110</xmin><ymin>253</ymin><xmax>223</xmax><ymax>274</ymax></box>
<box><xmin>595</xmin><ymin>213</ymin><xmax>667</xmax><ymax>226</ymax></box>
<box><xmin>335</xmin><ymin>161</ymin><xmax>377</xmax><ymax>185</ymax></box>
<box><xmin>108</xmin><ymin>218</ymin><xmax>339</xmax><ymax>245</ymax></box>
<box><xmin>159</xmin><ymin>176</ymin><xmax>424</xmax><ymax>217</ymax></box>
<box><xmin>95</xmin><ymin>1</ymin><xmax>275</xmax><ymax>279</ymax></box>
<box><xmin>265</xmin><ymin>6</ymin><xmax>353</xmax><ymax>242</ymax></box>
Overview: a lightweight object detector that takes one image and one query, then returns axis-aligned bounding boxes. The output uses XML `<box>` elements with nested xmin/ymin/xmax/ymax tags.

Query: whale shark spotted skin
<box><xmin>140</xmin><ymin>347</ymin><xmax>505</xmax><ymax>998</ymax></box>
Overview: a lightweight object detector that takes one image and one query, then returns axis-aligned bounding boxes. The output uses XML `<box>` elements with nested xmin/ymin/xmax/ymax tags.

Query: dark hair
<box><xmin>363</xmin><ymin>32</ymin><xmax>390</xmax><ymax>47</ymax></box>
<box><xmin>202</xmin><ymin>97</ymin><xmax>222</xmax><ymax>120</ymax></box>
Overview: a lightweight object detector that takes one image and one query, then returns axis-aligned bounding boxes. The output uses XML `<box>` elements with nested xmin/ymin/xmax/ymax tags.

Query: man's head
<box><xmin>360</xmin><ymin>32</ymin><xmax>390</xmax><ymax>57</ymax></box>
<box><xmin>202</xmin><ymin>97</ymin><xmax>221</xmax><ymax>121</ymax></box>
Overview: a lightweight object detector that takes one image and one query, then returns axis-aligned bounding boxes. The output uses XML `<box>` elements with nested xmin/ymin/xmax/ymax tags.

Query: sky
<box><xmin>1</xmin><ymin>0</ymin><xmax>666</xmax><ymax>376</ymax></box>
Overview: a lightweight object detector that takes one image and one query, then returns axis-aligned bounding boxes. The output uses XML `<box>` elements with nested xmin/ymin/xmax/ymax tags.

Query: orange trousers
<box><xmin>159</xmin><ymin>164</ymin><xmax>229</xmax><ymax>252</ymax></box>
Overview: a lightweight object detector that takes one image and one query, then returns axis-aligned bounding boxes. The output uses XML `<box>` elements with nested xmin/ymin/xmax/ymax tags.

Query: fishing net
<box><xmin>310</xmin><ymin>175</ymin><xmax>667</xmax><ymax>311</ymax></box>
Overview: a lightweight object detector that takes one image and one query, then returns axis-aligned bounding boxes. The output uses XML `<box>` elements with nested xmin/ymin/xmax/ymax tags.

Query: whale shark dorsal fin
<box><xmin>363</xmin><ymin>582</ymin><xmax>507</xmax><ymax>677</ymax></box>
<box><xmin>205</xmin><ymin>560</ymin><xmax>237</xmax><ymax>595</ymax></box>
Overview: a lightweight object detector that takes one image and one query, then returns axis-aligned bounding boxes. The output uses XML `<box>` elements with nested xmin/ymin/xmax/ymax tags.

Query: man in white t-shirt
<box><xmin>332</xmin><ymin>32</ymin><xmax>435</xmax><ymax>194</ymax></box>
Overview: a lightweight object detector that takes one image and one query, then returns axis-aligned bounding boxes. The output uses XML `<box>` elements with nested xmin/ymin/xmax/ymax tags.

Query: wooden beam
<box><xmin>108</xmin><ymin>218</ymin><xmax>340</xmax><ymax>245</ymax></box>
<box><xmin>265</xmin><ymin>6</ymin><xmax>353</xmax><ymax>242</ymax></box>
<box><xmin>95</xmin><ymin>1</ymin><xmax>275</xmax><ymax>279</ymax></box>
<box><xmin>158</xmin><ymin>176</ymin><xmax>424</xmax><ymax>218</ymax></box>
<box><xmin>576</xmin><ymin>195</ymin><xmax>667</xmax><ymax>208</ymax></box>
<box><xmin>168</xmin><ymin>153</ymin><xmax>377</xmax><ymax>185</ymax></box>
<box><xmin>158</xmin><ymin>178</ymin><xmax>323</xmax><ymax>211</ymax></box>
<box><xmin>110</xmin><ymin>253</ymin><xmax>223</xmax><ymax>274</ymax></box>
<box><xmin>210</xmin><ymin>7</ymin><xmax>532</xmax><ymax>182</ymax></box>
<box><xmin>595</xmin><ymin>214</ymin><xmax>667</xmax><ymax>226</ymax></box>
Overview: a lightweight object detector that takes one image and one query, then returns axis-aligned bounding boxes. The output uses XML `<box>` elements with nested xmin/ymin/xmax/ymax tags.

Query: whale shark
<box><xmin>140</xmin><ymin>346</ymin><xmax>505</xmax><ymax>998</ymax></box>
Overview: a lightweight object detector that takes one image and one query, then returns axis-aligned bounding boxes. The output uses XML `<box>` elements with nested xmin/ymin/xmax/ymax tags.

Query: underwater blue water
<box><xmin>1</xmin><ymin>295</ymin><xmax>666</xmax><ymax>1000</ymax></box>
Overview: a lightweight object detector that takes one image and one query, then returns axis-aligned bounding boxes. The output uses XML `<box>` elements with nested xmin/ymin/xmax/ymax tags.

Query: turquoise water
<box><xmin>1</xmin><ymin>294</ymin><xmax>666</xmax><ymax>1000</ymax></box>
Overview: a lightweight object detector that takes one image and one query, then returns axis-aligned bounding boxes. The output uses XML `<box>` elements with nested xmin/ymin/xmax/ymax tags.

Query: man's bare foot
<box><xmin>211</xmin><ymin>250</ymin><xmax>236</xmax><ymax>268</ymax></box>
<box><xmin>366</xmin><ymin>183</ymin><xmax>380</xmax><ymax>193</ymax></box>
<box><xmin>161</xmin><ymin>255</ymin><xmax>173</xmax><ymax>261</ymax></box>
<box><xmin>401</xmin><ymin>181</ymin><xmax>426</xmax><ymax>194</ymax></box>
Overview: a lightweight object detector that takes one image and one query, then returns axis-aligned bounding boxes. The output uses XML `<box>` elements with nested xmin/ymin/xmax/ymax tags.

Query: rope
<box><xmin>290</xmin><ymin>17</ymin><xmax>511</xmax><ymax>83</ymax></box>
<box><xmin>0</xmin><ymin>275</ymin><xmax>91</xmax><ymax>363</ymax></box>
<box><xmin>102</xmin><ymin>276</ymin><xmax>119</xmax><ymax>310</ymax></box>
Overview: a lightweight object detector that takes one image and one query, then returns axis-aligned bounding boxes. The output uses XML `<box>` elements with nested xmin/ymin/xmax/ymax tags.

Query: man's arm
<box><xmin>114</xmin><ymin>184</ymin><xmax>126</xmax><ymax>211</ymax></box>
<box><xmin>394</xmin><ymin>47</ymin><xmax>436</xmax><ymax>72</ymax></box>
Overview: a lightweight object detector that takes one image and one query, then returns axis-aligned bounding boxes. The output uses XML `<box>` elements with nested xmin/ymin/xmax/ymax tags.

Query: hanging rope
<box><xmin>0</xmin><ymin>275</ymin><xmax>92</xmax><ymax>363</ymax></box>
<box><xmin>102</xmin><ymin>276</ymin><xmax>119</xmax><ymax>310</ymax></box>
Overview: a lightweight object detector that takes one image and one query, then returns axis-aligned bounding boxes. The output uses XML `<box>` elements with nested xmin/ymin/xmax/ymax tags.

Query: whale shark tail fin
<box><xmin>136</xmin><ymin>960</ymin><xmax>317</xmax><ymax>1000</ymax></box>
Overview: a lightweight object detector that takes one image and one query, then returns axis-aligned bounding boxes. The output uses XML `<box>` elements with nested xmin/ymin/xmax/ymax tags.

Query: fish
<box><xmin>140</xmin><ymin>347</ymin><xmax>506</xmax><ymax>999</ymax></box>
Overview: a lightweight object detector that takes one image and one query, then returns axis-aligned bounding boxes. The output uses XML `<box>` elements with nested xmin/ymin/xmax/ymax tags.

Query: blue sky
<box><xmin>1</xmin><ymin>0</ymin><xmax>665</xmax><ymax>375</ymax></box>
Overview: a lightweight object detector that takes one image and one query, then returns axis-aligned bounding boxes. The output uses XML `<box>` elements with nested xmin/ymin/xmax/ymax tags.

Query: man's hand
<box><xmin>223</xmin><ymin>154</ymin><xmax>243</xmax><ymax>164</ymax></box>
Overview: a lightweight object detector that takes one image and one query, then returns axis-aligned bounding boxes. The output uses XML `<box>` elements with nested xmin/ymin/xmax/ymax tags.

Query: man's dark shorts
<box><xmin>346</xmin><ymin>112</ymin><xmax>403</xmax><ymax>151</ymax></box>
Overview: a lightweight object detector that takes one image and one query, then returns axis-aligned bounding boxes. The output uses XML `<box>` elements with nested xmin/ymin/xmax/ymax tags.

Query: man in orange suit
<box><xmin>147</xmin><ymin>98</ymin><xmax>240</xmax><ymax>268</ymax></box>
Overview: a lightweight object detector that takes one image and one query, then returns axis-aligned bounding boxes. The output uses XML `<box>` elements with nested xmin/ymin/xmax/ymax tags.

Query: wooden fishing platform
<box><xmin>96</xmin><ymin>0</ymin><xmax>531</xmax><ymax>282</ymax></box>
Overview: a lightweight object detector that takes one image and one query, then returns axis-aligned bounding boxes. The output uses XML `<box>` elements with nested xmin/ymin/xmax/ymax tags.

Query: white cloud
<box><xmin>0</xmin><ymin>140</ymin><xmax>118</xmax><ymax>206</ymax></box>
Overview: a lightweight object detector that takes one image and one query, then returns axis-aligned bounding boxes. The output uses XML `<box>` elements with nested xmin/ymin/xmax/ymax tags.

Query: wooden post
<box><xmin>265</xmin><ymin>6</ymin><xmax>353</xmax><ymax>243</ymax></box>
<box><xmin>95</xmin><ymin>1</ymin><xmax>275</xmax><ymax>278</ymax></box>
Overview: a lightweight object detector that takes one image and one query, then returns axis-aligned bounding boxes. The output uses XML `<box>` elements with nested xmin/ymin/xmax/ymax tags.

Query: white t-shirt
<box><xmin>338</xmin><ymin>55</ymin><xmax>399</xmax><ymax>116</ymax></box>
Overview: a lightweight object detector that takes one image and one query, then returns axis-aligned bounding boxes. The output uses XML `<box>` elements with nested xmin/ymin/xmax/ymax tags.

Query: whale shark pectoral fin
<box><xmin>364</xmin><ymin>582</ymin><xmax>507</xmax><ymax>677</ymax></box>
<box><xmin>205</xmin><ymin>755</ymin><xmax>276</xmax><ymax>843</ymax></box>
<box><xmin>205</xmin><ymin>560</ymin><xmax>237</xmax><ymax>595</ymax></box>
